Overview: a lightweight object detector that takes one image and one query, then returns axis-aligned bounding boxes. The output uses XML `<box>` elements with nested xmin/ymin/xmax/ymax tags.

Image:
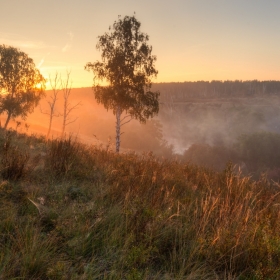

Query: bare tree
<box><xmin>41</xmin><ymin>73</ymin><xmax>61</xmax><ymax>139</ymax></box>
<box><xmin>61</xmin><ymin>71</ymin><xmax>81</xmax><ymax>137</ymax></box>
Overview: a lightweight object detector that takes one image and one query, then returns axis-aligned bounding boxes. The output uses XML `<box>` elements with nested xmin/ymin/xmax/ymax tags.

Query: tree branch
<box><xmin>120</xmin><ymin>118</ymin><xmax>132</xmax><ymax>127</ymax></box>
<box><xmin>65</xmin><ymin>116</ymin><xmax>79</xmax><ymax>126</ymax></box>
<box><xmin>120</xmin><ymin>115</ymin><xmax>132</xmax><ymax>127</ymax></box>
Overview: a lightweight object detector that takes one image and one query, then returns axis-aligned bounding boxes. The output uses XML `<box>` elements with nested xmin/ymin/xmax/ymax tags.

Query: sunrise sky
<box><xmin>1</xmin><ymin>0</ymin><xmax>280</xmax><ymax>89</ymax></box>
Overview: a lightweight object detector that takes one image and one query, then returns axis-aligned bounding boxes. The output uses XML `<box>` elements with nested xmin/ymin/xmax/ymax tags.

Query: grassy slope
<box><xmin>1</xmin><ymin>129</ymin><xmax>280</xmax><ymax>279</ymax></box>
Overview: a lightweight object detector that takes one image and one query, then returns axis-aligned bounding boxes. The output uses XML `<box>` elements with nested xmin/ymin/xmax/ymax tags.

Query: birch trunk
<box><xmin>4</xmin><ymin>111</ymin><xmax>12</xmax><ymax>130</ymax></box>
<box><xmin>115</xmin><ymin>105</ymin><xmax>121</xmax><ymax>153</ymax></box>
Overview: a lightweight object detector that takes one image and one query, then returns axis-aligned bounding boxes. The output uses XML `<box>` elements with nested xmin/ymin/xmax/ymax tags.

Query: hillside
<box><xmin>1</xmin><ymin>129</ymin><xmax>280</xmax><ymax>279</ymax></box>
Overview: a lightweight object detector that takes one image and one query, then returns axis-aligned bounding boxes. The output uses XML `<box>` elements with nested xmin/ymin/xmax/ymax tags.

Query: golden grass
<box><xmin>1</xmin><ymin>129</ymin><xmax>280</xmax><ymax>279</ymax></box>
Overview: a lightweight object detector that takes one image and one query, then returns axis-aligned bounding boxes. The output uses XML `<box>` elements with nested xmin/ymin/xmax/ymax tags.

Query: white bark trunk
<box><xmin>116</xmin><ymin>105</ymin><xmax>121</xmax><ymax>153</ymax></box>
<box><xmin>4</xmin><ymin>111</ymin><xmax>12</xmax><ymax>130</ymax></box>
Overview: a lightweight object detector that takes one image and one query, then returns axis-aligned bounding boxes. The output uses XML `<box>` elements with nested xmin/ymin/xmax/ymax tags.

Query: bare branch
<box><xmin>65</xmin><ymin>116</ymin><xmax>79</xmax><ymax>126</ymax></box>
<box><xmin>43</xmin><ymin>72</ymin><xmax>62</xmax><ymax>139</ymax></box>
<box><xmin>60</xmin><ymin>70</ymin><xmax>82</xmax><ymax>137</ymax></box>
<box><xmin>66</xmin><ymin>101</ymin><xmax>82</xmax><ymax>114</ymax></box>
<box><xmin>40</xmin><ymin>105</ymin><xmax>50</xmax><ymax>116</ymax></box>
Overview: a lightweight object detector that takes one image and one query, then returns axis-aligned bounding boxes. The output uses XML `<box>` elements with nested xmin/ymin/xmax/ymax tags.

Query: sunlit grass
<box><xmin>1</xmin><ymin>128</ymin><xmax>280</xmax><ymax>279</ymax></box>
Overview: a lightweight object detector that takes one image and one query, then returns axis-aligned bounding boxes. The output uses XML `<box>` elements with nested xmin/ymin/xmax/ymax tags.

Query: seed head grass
<box><xmin>1</xmin><ymin>129</ymin><xmax>280</xmax><ymax>279</ymax></box>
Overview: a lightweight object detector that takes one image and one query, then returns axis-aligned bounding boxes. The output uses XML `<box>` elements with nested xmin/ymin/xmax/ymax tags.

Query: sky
<box><xmin>1</xmin><ymin>0</ymin><xmax>280</xmax><ymax>89</ymax></box>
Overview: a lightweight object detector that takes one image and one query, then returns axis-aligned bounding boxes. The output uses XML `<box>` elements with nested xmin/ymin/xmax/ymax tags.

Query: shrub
<box><xmin>45</xmin><ymin>136</ymin><xmax>81</xmax><ymax>178</ymax></box>
<box><xmin>0</xmin><ymin>132</ymin><xmax>30</xmax><ymax>180</ymax></box>
<box><xmin>235</xmin><ymin>131</ymin><xmax>280</xmax><ymax>176</ymax></box>
<box><xmin>182</xmin><ymin>143</ymin><xmax>236</xmax><ymax>171</ymax></box>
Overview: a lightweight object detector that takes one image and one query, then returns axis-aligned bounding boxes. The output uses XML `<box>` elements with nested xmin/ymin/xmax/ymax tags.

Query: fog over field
<box><xmin>157</xmin><ymin>83</ymin><xmax>280</xmax><ymax>153</ymax></box>
<box><xmin>3</xmin><ymin>81</ymin><xmax>280</xmax><ymax>180</ymax></box>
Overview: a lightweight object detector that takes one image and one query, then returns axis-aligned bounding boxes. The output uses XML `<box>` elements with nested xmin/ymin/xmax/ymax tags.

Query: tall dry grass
<box><xmin>0</xmin><ymin>130</ymin><xmax>280</xmax><ymax>279</ymax></box>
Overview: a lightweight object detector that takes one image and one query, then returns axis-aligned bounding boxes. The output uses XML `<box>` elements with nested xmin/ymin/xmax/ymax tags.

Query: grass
<box><xmin>1</xmin><ymin>128</ymin><xmax>280</xmax><ymax>279</ymax></box>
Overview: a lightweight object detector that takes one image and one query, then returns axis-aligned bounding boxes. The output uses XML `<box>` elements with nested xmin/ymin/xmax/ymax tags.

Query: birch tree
<box><xmin>85</xmin><ymin>15</ymin><xmax>159</xmax><ymax>152</ymax></box>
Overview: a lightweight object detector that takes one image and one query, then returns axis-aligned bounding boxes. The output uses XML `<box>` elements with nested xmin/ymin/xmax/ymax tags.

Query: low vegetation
<box><xmin>181</xmin><ymin>131</ymin><xmax>280</xmax><ymax>181</ymax></box>
<box><xmin>1</xmin><ymin>128</ymin><xmax>280</xmax><ymax>279</ymax></box>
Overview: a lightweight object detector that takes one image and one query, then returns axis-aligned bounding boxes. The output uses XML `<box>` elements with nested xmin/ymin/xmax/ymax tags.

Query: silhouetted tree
<box><xmin>85</xmin><ymin>15</ymin><xmax>159</xmax><ymax>152</ymax></box>
<box><xmin>0</xmin><ymin>45</ymin><xmax>46</xmax><ymax>129</ymax></box>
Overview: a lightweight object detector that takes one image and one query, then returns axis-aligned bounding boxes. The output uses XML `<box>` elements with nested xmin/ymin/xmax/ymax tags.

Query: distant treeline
<box><xmin>153</xmin><ymin>80</ymin><xmax>280</xmax><ymax>101</ymax></box>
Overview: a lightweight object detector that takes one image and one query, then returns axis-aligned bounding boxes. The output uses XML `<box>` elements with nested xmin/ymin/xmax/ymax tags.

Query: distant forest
<box><xmin>144</xmin><ymin>80</ymin><xmax>280</xmax><ymax>180</ymax></box>
<box><xmin>153</xmin><ymin>80</ymin><xmax>280</xmax><ymax>101</ymax></box>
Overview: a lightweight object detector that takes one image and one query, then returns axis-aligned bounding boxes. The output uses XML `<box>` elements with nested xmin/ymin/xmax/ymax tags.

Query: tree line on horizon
<box><xmin>155</xmin><ymin>80</ymin><xmax>280</xmax><ymax>102</ymax></box>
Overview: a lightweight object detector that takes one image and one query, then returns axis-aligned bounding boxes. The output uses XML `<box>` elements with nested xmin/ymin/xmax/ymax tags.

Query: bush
<box><xmin>182</xmin><ymin>143</ymin><xmax>236</xmax><ymax>171</ymax></box>
<box><xmin>235</xmin><ymin>131</ymin><xmax>280</xmax><ymax>175</ymax></box>
<box><xmin>0</xmin><ymin>132</ymin><xmax>30</xmax><ymax>180</ymax></box>
<box><xmin>45</xmin><ymin>136</ymin><xmax>81</xmax><ymax>178</ymax></box>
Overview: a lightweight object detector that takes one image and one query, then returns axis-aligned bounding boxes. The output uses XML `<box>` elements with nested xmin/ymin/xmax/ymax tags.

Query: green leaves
<box><xmin>0</xmin><ymin>45</ymin><xmax>46</xmax><ymax>128</ymax></box>
<box><xmin>85</xmin><ymin>15</ymin><xmax>160</xmax><ymax>152</ymax></box>
<box><xmin>85</xmin><ymin>15</ymin><xmax>159</xmax><ymax>121</ymax></box>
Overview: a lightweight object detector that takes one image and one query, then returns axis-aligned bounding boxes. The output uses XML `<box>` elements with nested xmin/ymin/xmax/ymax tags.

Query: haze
<box><xmin>1</xmin><ymin>0</ymin><xmax>280</xmax><ymax>88</ymax></box>
<box><xmin>2</xmin><ymin>1</ymin><xmax>280</xmax><ymax>180</ymax></box>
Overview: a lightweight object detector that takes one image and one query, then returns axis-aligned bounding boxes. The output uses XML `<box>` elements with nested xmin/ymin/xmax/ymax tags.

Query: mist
<box><xmin>3</xmin><ymin>80</ymin><xmax>280</xmax><ymax>180</ymax></box>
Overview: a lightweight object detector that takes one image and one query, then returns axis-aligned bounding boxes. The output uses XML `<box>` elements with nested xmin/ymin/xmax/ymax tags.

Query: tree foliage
<box><xmin>85</xmin><ymin>15</ymin><xmax>159</xmax><ymax>152</ymax></box>
<box><xmin>0</xmin><ymin>45</ymin><xmax>46</xmax><ymax>129</ymax></box>
<box><xmin>236</xmin><ymin>131</ymin><xmax>280</xmax><ymax>172</ymax></box>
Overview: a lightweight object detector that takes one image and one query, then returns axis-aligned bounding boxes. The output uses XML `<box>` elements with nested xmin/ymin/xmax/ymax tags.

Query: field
<box><xmin>1</xmin><ymin>128</ymin><xmax>280</xmax><ymax>279</ymax></box>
